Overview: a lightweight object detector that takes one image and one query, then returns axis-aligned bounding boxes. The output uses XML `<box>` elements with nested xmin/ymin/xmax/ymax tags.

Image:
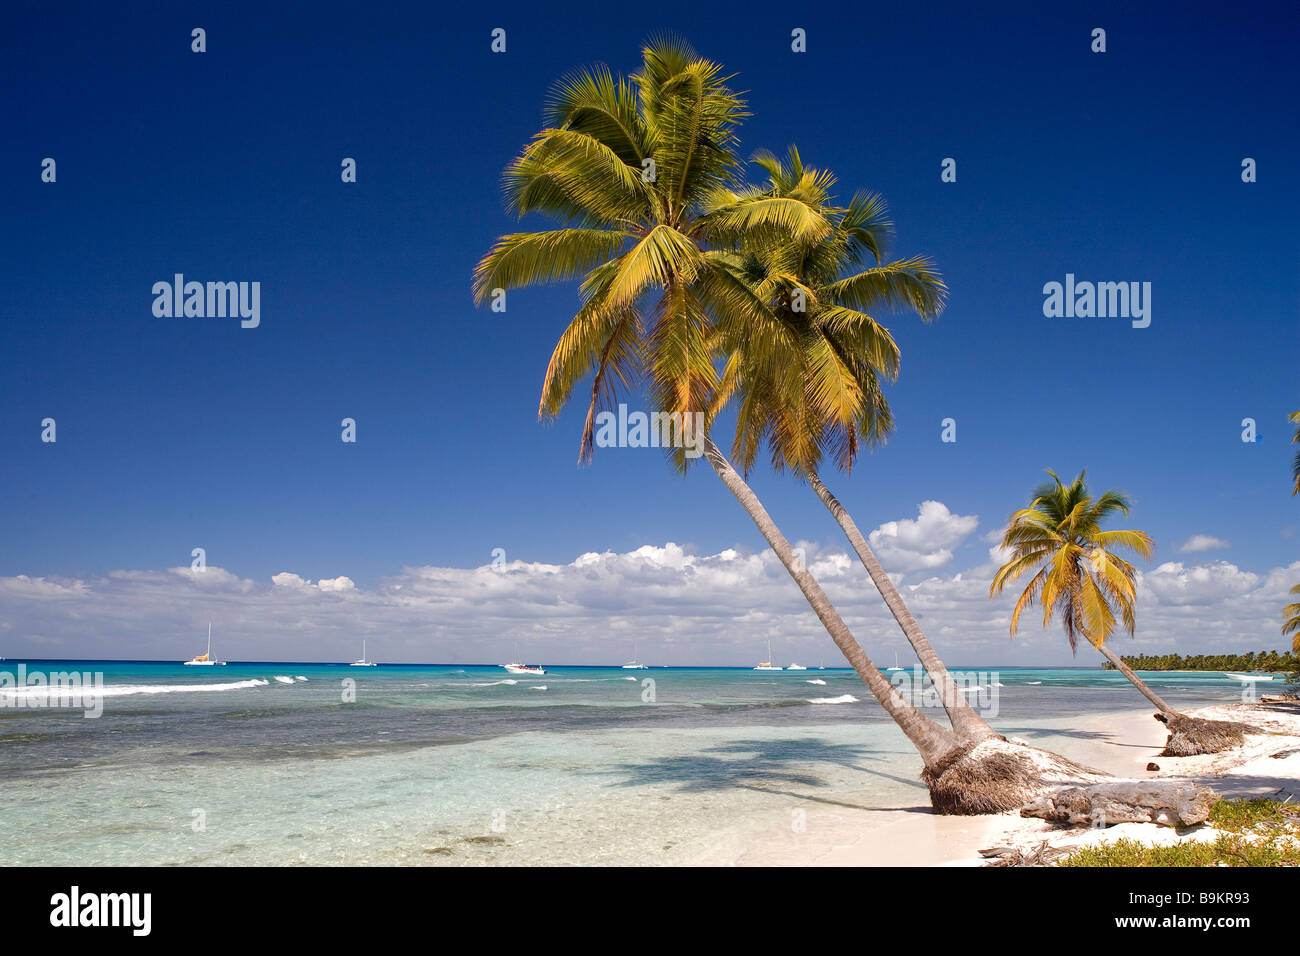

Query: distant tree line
<box><xmin>1103</xmin><ymin>650</ymin><xmax>1300</xmax><ymax>672</ymax></box>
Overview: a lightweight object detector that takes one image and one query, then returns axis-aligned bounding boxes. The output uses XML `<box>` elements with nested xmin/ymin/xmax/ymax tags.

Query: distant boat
<box><xmin>503</xmin><ymin>641</ymin><xmax>546</xmax><ymax>675</ymax></box>
<box><xmin>621</xmin><ymin>639</ymin><xmax>648</xmax><ymax>669</ymax></box>
<box><xmin>1225</xmin><ymin>672</ymin><xmax>1275</xmax><ymax>681</ymax></box>
<box><xmin>503</xmin><ymin>663</ymin><xmax>547</xmax><ymax>676</ymax></box>
<box><xmin>754</xmin><ymin>641</ymin><xmax>783</xmax><ymax>671</ymax></box>
<box><xmin>351</xmin><ymin>640</ymin><xmax>377</xmax><ymax>667</ymax></box>
<box><xmin>184</xmin><ymin>622</ymin><xmax>226</xmax><ymax>666</ymax></box>
<box><xmin>787</xmin><ymin>663</ymin><xmax>807</xmax><ymax>670</ymax></box>
<box><xmin>886</xmin><ymin>650</ymin><xmax>904</xmax><ymax>672</ymax></box>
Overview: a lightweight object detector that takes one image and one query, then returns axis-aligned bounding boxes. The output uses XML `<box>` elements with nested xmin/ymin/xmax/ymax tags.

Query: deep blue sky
<box><xmin>3</xmin><ymin>0</ymin><xmax>1296</xmax><ymax>593</ymax></box>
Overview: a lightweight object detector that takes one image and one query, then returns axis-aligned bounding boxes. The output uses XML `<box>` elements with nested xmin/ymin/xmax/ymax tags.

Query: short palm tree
<box><xmin>1290</xmin><ymin>411</ymin><xmax>1299</xmax><ymax>496</ymax></box>
<box><xmin>706</xmin><ymin>147</ymin><xmax>991</xmax><ymax>741</ymax></box>
<box><xmin>990</xmin><ymin>470</ymin><xmax>1178</xmax><ymax>715</ymax></box>
<box><xmin>1284</xmin><ymin>584</ymin><xmax>1300</xmax><ymax>653</ymax></box>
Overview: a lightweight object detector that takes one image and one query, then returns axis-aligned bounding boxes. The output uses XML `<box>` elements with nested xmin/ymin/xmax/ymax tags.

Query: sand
<box><xmin>690</xmin><ymin>701</ymin><xmax>1300</xmax><ymax>866</ymax></box>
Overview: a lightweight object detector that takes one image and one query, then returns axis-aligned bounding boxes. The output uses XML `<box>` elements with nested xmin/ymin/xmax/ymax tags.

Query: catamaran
<box><xmin>754</xmin><ymin>641</ymin><xmax>783</xmax><ymax>671</ymax></box>
<box><xmin>621</xmin><ymin>639</ymin><xmax>648</xmax><ymax>669</ymax></box>
<box><xmin>184</xmin><ymin>622</ymin><xmax>226</xmax><ymax>666</ymax></box>
<box><xmin>351</xmin><ymin>640</ymin><xmax>377</xmax><ymax>667</ymax></box>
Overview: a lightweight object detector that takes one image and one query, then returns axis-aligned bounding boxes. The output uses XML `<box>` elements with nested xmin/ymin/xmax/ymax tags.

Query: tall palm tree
<box><xmin>705</xmin><ymin>147</ymin><xmax>991</xmax><ymax>740</ymax></box>
<box><xmin>474</xmin><ymin>41</ymin><xmax>962</xmax><ymax>770</ymax></box>
<box><xmin>1284</xmin><ymin>584</ymin><xmax>1300</xmax><ymax>653</ymax></box>
<box><xmin>989</xmin><ymin>470</ymin><xmax>1178</xmax><ymax>714</ymax></box>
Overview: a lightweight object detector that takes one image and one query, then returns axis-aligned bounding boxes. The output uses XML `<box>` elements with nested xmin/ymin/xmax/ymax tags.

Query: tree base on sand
<box><xmin>922</xmin><ymin>736</ymin><xmax>1107</xmax><ymax>815</ymax></box>
<box><xmin>1155</xmin><ymin>712</ymin><xmax>1255</xmax><ymax>757</ymax></box>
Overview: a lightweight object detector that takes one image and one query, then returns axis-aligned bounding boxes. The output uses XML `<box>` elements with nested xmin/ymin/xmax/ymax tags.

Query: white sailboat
<box><xmin>184</xmin><ymin>622</ymin><xmax>226</xmax><ymax>666</ymax></box>
<box><xmin>621</xmin><ymin>639</ymin><xmax>648</xmax><ymax>669</ymax></box>
<box><xmin>886</xmin><ymin>650</ymin><xmax>904</xmax><ymax>672</ymax></box>
<box><xmin>754</xmin><ymin>640</ymin><xmax>783</xmax><ymax>671</ymax></box>
<box><xmin>351</xmin><ymin>640</ymin><xmax>377</xmax><ymax>666</ymax></box>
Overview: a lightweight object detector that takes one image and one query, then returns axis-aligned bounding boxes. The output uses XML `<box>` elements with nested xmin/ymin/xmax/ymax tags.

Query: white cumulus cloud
<box><xmin>1175</xmin><ymin>535</ymin><xmax>1230</xmax><ymax>553</ymax></box>
<box><xmin>867</xmin><ymin>501</ymin><xmax>980</xmax><ymax>572</ymax></box>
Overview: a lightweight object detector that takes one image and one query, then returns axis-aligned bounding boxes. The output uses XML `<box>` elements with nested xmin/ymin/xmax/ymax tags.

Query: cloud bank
<box><xmin>1</xmin><ymin>502</ymin><xmax>1294</xmax><ymax>667</ymax></box>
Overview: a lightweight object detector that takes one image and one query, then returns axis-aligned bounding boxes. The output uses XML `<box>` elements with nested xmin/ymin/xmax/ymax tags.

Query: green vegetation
<box><xmin>1059</xmin><ymin>799</ymin><xmax>1300</xmax><ymax>867</ymax></box>
<box><xmin>1102</xmin><ymin>651</ymin><xmax>1299</xmax><ymax>672</ymax></box>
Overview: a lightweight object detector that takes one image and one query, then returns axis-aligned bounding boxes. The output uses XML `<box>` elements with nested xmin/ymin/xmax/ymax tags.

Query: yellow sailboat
<box><xmin>184</xmin><ymin>622</ymin><xmax>226</xmax><ymax>666</ymax></box>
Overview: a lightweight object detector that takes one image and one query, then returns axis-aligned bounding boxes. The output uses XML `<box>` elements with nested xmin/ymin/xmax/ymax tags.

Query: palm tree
<box><xmin>474</xmin><ymin>41</ymin><xmax>1095</xmax><ymax>810</ymax></box>
<box><xmin>473</xmin><ymin>40</ymin><xmax>963</xmax><ymax>774</ymax></box>
<box><xmin>1284</xmin><ymin>584</ymin><xmax>1300</xmax><ymax>653</ymax></box>
<box><xmin>1290</xmin><ymin>411</ymin><xmax>1299</xmax><ymax>496</ymax></box>
<box><xmin>989</xmin><ymin>470</ymin><xmax>1181</xmax><ymax>714</ymax></box>
<box><xmin>704</xmin><ymin>147</ymin><xmax>991</xmax><ymax>741</ymax></box>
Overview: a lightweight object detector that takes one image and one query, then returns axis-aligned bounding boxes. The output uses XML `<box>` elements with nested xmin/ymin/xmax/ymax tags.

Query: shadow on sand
<box><xmin>590</xmin><ymin>736</ymin><xmax>929</xmax><ymax>808</ymax></box>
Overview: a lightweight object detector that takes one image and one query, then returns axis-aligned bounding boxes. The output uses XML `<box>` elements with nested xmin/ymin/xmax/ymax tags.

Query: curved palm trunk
<box><xmin>1094</xmin><ymin>641</ymin><xmax>1180</xmax><ymax>715</ymax></box>
<box><xmin>807</xmin><ymin>472</ymin><xmax>994</xmax><ymax>741</ymax></box>
<box><xmin>702</xmin><ymin>436</ymin><xmax>960</xmax><ymax>767</ymax></box>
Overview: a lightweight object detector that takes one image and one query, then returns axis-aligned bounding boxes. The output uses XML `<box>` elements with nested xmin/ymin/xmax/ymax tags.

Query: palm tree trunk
<box><xmin>806</xmin><ymin>471</ymin><xmax>994</xmax><ymax>741</ymax></box>
<box><xmin>1094</xmin><ymin>641</ymin><xmax>1181</xmax><ymax>715</ymax></box>
<box><xmin>702</xmin><ymin>436</ymin><xmax>960</xmax><ymax>766</ymax></box>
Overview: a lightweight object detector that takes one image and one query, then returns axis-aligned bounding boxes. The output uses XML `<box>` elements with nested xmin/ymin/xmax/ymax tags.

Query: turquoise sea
<box><xmin>0</xmin><ymin>660</ymin><xmax>1262</xmax><ymax>865</ymax></box>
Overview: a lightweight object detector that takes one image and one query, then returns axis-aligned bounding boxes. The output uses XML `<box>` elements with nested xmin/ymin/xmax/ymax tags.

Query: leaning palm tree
<box><xmin>475</xmin><ymin>41</ymin><xmax>1094</xmax><ymax>811</ymax></box>
<box><xmin>705</xmin><ymin>147</ymin><xmax>991</xmax><ymax>742</ymax></box>
<box><xmin>474</xmin><ymin>40</ymin><xmax>962</xmax><ymax>780</ymax></box>
<box><xmin>1284</xmin><ymin>583</ymin><xmax>1300</xmax><ymax>653</ymax></box>
<box><xmin>991</xmin><ymin>470</ymin><xmax>1247</xmax><ymax>755</ymax></box>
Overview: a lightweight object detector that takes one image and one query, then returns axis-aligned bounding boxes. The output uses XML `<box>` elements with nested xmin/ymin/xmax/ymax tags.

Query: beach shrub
<box><xmin>1057</xmin><ymin>799</ymin><xmax>1300</xmax><ymax>867</ymax></box>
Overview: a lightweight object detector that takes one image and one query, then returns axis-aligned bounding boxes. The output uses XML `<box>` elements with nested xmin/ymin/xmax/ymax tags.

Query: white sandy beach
<box><xmin>690</xmin><ymin>701</ymin><xmax>1300</xmax><ymax>866</ymax></box>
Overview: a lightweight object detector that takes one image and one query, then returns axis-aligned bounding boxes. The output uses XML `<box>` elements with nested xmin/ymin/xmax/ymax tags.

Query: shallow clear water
<box><xmin>0</xmin><ymin>660</ymin><xmax>1257</xmax><ymax>865</ymax></box>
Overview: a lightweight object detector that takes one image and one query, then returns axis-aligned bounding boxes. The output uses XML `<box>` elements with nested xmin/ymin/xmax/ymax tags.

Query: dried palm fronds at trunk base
<box><xmin>922</xmin><ymin>736</ymin><xmax>1107</xmax><ymax>815</ymax></box>
<box><xmin>1156</xmin><ymin>712</ymin><xmax>1256</xmax><ymax>757</ymax></box>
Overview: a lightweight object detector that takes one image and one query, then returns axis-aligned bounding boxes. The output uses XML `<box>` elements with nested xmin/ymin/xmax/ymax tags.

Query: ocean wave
<box><xmin>273</xmin><ymin>676</ymin><xmax>295</xmax><ymax>684</ymax></box>
<box><xmin>807</xmin><ymin>694</ymin><xmax>859</xmax><ymax>704</ymax></box>
<box><xmin>469</xmin><ymin>679</ymin><xmax>518</xmax><ymax>687</ymax></box>
<box><xmin>530</xmin><ymin>685</ymin><xmax>547</xmax><ymax>691</ymax></box>
<box><xmin>0</xmin><ymin>678</ymin><xmax>270</xmax><ymax>701</ymax></box>
<box><xmin>804</xmin><ymin>679</ymin><xmax>827</xmax><ymax>685</ymax></box>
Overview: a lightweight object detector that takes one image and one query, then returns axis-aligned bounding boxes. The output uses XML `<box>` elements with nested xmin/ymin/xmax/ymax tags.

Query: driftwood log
<box><xmin>1020</xmin><ymin>780</ymin><xmax>1220</xmax><ymax>827</ymax></box>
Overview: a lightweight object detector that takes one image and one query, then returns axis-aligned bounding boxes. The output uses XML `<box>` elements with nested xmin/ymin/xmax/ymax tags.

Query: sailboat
<box><xmin>886</xmin><ymin>650</ymin><xmax>904</xmax><ymax>672</ymax></box>
<box><xmin>351</xmin><ymin>640</ymin><xmax>377</xmax><ymax>667</ymax></box>
<box><xmin>753</xmin><ymin>640</ymin><xmax>783</xmax><ymax>671</ymax></box>
<box><xmin>184</xmin><ymin>622</ymin><xmax>226</xmax><ymax>666</ymax></box>
<box><xmin>621</xmin><ymin>639</ymin><xmax>648</xmax><ymax>669</ymax></box>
